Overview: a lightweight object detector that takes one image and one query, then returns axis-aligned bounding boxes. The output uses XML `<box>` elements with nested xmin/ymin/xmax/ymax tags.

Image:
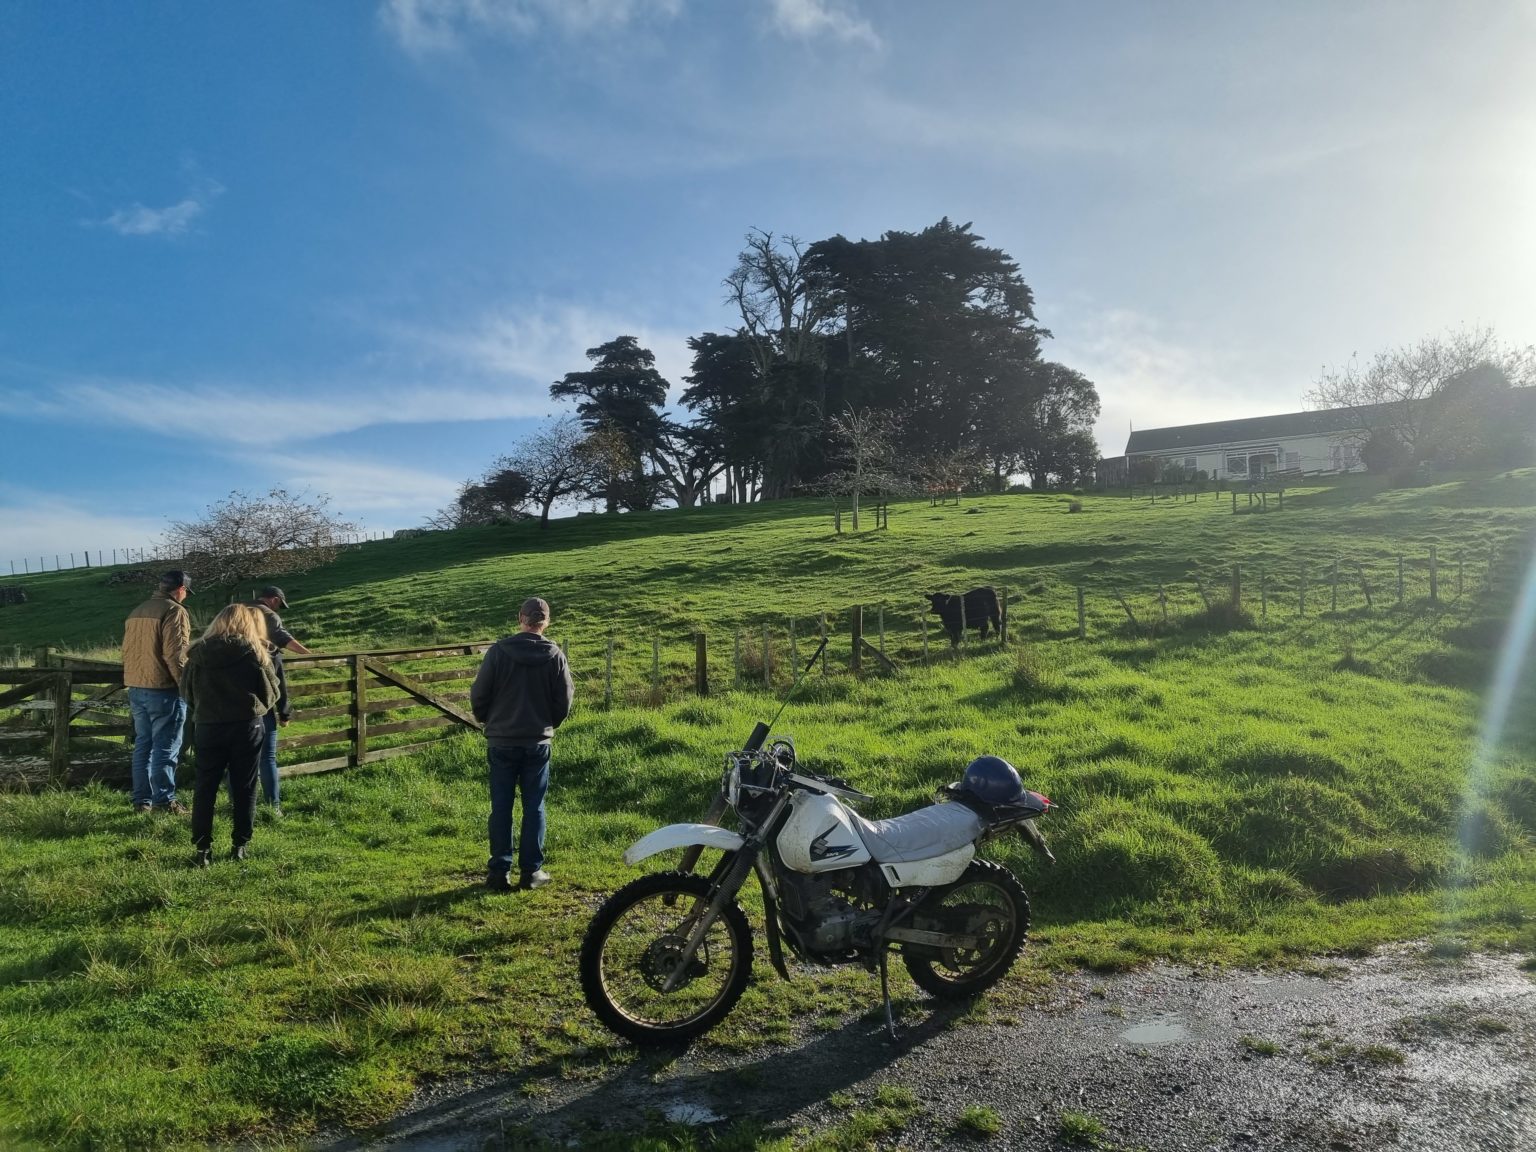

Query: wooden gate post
<box><xmin>695</xmin><ymin>632</ymin><xmax>708</xmax><ymax>697</ymax></box>
<box><xmin>850</xmin><ymin>606</ymin><xmax>863</xmax><ymax>674</ymax></box>
<box><xmin>351</xmin><ymin>653</ymin><xmax>368</xmax><ymax>768</ymax></box>
<box><xmin>50</xmin><ymin>671</ymin><xmax>72</xmax><ymax>784</ymax></box>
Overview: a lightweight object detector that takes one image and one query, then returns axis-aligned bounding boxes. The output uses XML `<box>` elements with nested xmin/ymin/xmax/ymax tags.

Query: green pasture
<box><xmin>3</xmin><ymin>470</ymin><xmax>1536</xmax><ymax>1149</ymax></box>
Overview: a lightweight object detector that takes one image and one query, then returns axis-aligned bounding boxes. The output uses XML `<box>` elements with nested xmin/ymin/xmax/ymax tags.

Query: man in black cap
<box><xmin>470</xmin><ymin>596</ymin><xmax>574</xmax><ymax>891</ymax></box>
<box><xmin>122</xmin><ymin>570</ymin><xmax>192</xmax><ymax>813</ymax></box>
<box><xmin>250</xmin><ymin>586</ymin><xmax>310</xmax><ymax>814</ymax></box>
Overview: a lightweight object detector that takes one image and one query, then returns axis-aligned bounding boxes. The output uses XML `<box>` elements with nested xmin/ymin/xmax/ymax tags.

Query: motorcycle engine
<box><xmin>777</xmin><ymin>870</ymin><xmax>882</xmax><ymax>956</ymax></box>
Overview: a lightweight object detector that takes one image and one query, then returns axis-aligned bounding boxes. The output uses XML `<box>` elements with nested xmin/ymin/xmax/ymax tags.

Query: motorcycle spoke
<box><xmin>598</xmin><ymin>891</ymin><xmax>742</xmax><ymax>1029</ymax></box>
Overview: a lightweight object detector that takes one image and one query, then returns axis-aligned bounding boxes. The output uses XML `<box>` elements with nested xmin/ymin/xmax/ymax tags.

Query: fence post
<box><xmin>35</xmin><ymin>646</ymin><xmax>51</xmax><ymax>669</ymax></box>
<box><xmin>605</xmin><ymin>635</ymin><xmax>614</xmax><ymax>707</ymax></box>
<box><xmin>1000</xmin><ymin>588</ymin><xmax>1009</xmax><ymax>644</ymax></box>
<box><xmin>652</xmin><ymin>636</ymin><xmax>661</xmax><ymax>698</ymax></box>
<box><xmin>878</xmin><ymin>606</ymin><xmax>885</xmax><ymax>660</ymax></box>
<box><xmin>1357</xmin><ymin>564</ymin><xmax>1373</xmax><ymax>609</ymax></box>
<box><xmin>352</xmin><ymin>653</ymin><xmax>368</xmax><ymax>768</ymax></box>
<box><xmin>958</xmin><ymin>593</ymin><xmax>967</xmax><ymax>650</ymax></box>
<box><xmin>1076</xmin><ymin>587</ymin><xmax>1086</xmax><ymax>639</ymax></box>
<box><xmin>1231</xmin><ymin>491</ymin><xmax>1237</xmax><ymax>513</ymax></box>
<box><xmin>819</xmin><ymin>613</ymin><xmax>827</xmax><ymax>677</ymax></box>
<box><xmin>851</xmin><ymin>606</ymin><xmax>863</xmax><ymax>674</ymax></box>
<box><xmin>922</xmin><ymin>612</ymin><xmax>929</xmax><ymax>667</ymax></box>
<box><xmin>1158</xmin><ymin>583</ymin><xmax>1168</xmax><ymax>624</ymax></box>
<box><xmin>695</xmin><ymin>632</ymin><xmax>708</xmax><ymax>697</ymax></box>
<box><xmin>734</xmin><ymin>629</ymin><xmax>742</xmax><ymax>688</ymax></box>
<box><xmin>1231</xmin><ymin>564</ymin><xmax>1242</xmax><ymax>611</ymax></box>
<box><xmin>1429</xmin><ymin>546</ymin><xmax>1438</xmax><ymax>603</ymax></box>
<box><xmin>762</xmin><ymin>626</ymin><xmax>771</xmax><ymax>688</ymax></box>
<box><xmin>50</xmin><ymin>671</ymin><xmax>73</xmax><ymax>784</ymax></box>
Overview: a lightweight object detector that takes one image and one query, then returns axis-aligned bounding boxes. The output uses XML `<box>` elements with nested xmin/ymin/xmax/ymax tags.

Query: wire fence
<box><xmin>1</xmin><ymin>532</ymin><xmax>397</xmax><ymax>580</ymax></box>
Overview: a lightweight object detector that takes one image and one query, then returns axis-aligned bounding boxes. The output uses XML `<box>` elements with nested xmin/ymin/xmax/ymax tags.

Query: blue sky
<box><xmin>2</xmin><ymin>0</ymin><xmax>1533</xmax><ymax>566</ymax></box>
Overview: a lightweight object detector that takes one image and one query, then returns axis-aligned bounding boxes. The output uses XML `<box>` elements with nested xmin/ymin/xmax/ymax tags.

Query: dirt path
<box><xmin>329</xmin><ymin>948</ymin><xmax>1536</xmax><ymax>1151</ymax></box>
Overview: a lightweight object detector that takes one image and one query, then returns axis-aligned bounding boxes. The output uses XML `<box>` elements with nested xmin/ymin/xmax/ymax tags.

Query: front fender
<box><xmin>623</xmin><ymin>823</ymin><xmax>746</xmax><ymax>867</ymax></box>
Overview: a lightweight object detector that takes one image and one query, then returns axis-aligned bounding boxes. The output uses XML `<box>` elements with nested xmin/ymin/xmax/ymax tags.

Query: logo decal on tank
<box><xmin>810</xmin><ymin>822</ymin><xmax>859</xmax><ymax>862</ymax></box>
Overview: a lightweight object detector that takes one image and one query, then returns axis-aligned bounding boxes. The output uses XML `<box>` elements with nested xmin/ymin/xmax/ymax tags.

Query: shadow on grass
<box><xmin>319</xmin><ymin>999</ymin><xmax>972</xmax><ymax>1151</ymax></box>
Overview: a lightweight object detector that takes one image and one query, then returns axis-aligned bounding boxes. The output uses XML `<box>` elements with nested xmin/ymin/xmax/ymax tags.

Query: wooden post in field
<box><xmin>1158</xmin><ymin>583</ymin><xmax>1168</xmax><ymax>624</ymax></box>
<box><xmin>762</xmin><ymin>625</ymin><xmax>771</xmax><ymax>688</ymax></box>
<box><xmin>733</xmin><ymin>629</ymin><xmax>742</xmax><ymax>688</ymax></box>
<box><xmin>695</xmin><ymin>633</ymin><xmax>708</xmax><ymax>697</ymax></box>
<box><xmin>922</xmin><ymin>612</ymin><xmax>929</xmax><ymax>666</ymax></box>
<box><xmin>352</xmin><ymin>653</ymin><xmax>368</xmax><ymax>768</ymax></box>
<box><xmin>958</xmin><ymin>593</ymin><xmax>967</xmax><ymax>650</ymax></box>
<box><xmin>1397</xmin><ymin>555</ymin><xmax>1404</xmax><ymax>606</ymax></box>
<box><xmin>1076</xmin><ymin>586</ymin><xmax>1086</xmax><ymax>639</ymax></box>
<box><xmin>819</xmin><ymin>613</ymin><xmax>827</xmax><ymax>677</ymax></box>
<box><xmin>999</xmin><ymin>588</ymin><xmax>1009</xmax><ymax>645</ymax></box>
<box><xmin>1194</xmin><ymin>578</ymin><xmax>1211</xmax><ymax>611</ymax></box>
<box><xmin>850</xmin><ymin>606</ymin><xmax>863</xmax><ymax>674</ymax></box>
<box><xmin>1113</xmin><ymin>588</ymin><xmax>1139</xmax><ymax>630</ymax></box>
<box><xmin>50</xmin><ymin>671</ymin><xmax>72</xmax><ymax>785</ymax></box>
<box><xmin>1330</xmin><ymin>559</ymin><xmax>1339</xmax><ymax>613</ymax></box>
<box><xmin>604</xmin><ymin>635</ymin><xmax>614</xmax><ymax>707</ymax></box>
<box><xmin>1231</xmin><ymin>564</ymin><xmax>1242</xmax><ymax>611</ymax></box>
<box><xmin>1457</xmin><ymin>556</ymin><xmax>1464</xmax><ymax>598</ymax></box>
<box><xmin>653</xmin><ymin>636</ymin><xmax>661</xmax><ymax>697</ymax></box>
<box><xmin>1429</xmin><ymin>546</ymin><xmax>1438</xmax><ymax>602</ymax></box>
<box><xmin>1231</xmin><ymin>491</ymin><xmax>1237</xmax><ymax>514</ymax></box>
<box><xmin>35</xmin><ymin>646</ymin><xmax>50</xmax><ymax>669</ymax></box>
<box><xmin>835</xmin><ymin>507</ymin><xmax>841</xmax><ymax>534</ymax></box>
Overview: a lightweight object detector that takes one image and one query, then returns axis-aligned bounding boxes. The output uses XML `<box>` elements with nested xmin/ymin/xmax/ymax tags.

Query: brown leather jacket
<box><xmin>122</xmin><ymin>591</ymin><xmax>191</xmax><ymax>689</ymax></box>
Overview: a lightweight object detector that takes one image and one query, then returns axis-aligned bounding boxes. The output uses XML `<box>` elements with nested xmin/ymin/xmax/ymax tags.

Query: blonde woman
<box><xmin>181</xmin><ymin>604</ymin><xmax>280</xmax><ymax>867</ymax></box>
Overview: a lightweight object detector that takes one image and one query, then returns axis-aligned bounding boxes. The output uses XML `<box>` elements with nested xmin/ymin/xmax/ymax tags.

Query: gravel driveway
<box><xmin>329</xmin><ymin>947</ymin><xmax>1536</xmax><ymax>1151</ymax></box>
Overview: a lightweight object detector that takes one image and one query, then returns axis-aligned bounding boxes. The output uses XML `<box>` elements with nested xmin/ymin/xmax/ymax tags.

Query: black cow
<box><xmin>926</xmin><ymin>586</ymin><xmax>1002</xmax><ymax>647</ymax></box>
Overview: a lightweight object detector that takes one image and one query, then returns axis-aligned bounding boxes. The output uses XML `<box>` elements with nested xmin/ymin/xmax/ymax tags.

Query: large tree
<box><xmin>165</xmin><ymin>488</ymin><xmax>356</xmax><ymax>589</ymax></box>
<box><xmin>550</xmin><ymin>336</ymin><xmax>669</xmax><ymax>511</ymax></box>
<box><xmin>507</xmin><ymin>416</ymin><xmax>599</xmax><ymax>529</ymax></box>
<box><xmin>680</xmin><ymin>330</ymin><xmax>768</xmax><ymax>503</ymax></box>
<box><xmin>649</xmin><ymin>420</ymin><xmax>726</xmax><ymax>509</ymax></box>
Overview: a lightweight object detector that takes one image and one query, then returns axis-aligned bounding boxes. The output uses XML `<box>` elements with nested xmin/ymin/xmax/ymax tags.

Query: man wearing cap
<box><xmin>250</xmin><ymin>586</ymin><xmax>310</xmax><ymax>814</ymax></box>
<box><xmin>122</xmin><ymin>570</ymin><xmax>193</xmax><ymax>813</ymax></box>
<box><xmin>470</xmin><ymin>596</ymin><xmax>574</xmax><ymax>891</ymax></box>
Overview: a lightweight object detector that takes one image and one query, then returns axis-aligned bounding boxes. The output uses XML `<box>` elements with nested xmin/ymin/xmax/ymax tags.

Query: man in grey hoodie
<box><xmin>470</xmin><ymin>597</ymin><xmax>575</xmax><ymax>891</ymax></box>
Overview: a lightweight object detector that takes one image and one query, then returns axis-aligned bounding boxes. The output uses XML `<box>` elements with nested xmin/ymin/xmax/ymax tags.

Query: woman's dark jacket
<box><xmin>180</xmin><ymin>636</ymin><xmax>281</xmax><ymax>725</ymax></box>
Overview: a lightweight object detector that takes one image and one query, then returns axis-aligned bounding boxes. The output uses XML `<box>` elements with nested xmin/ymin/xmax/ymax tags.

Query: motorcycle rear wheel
<box><xmin>901</xmin><ymin>859</ymin><xmax>1029</xmax><ymax>999</ymax></box>
<box><xmin>579</xmin><ymin>870</ymin><xmax>753</xmax><ymax>1044</ymax></box>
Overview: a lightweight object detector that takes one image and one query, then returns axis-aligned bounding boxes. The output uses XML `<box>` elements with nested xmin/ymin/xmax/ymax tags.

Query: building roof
<box><xmin>1124</xmin><ymin>405</ymin><xmax>1386</xmax><ymax>456</ymax></box>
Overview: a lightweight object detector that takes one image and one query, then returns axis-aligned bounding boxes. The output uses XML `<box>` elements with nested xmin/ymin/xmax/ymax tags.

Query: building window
<box><xmin>1226</xmin><ymin>455</ymin><xmax>1248</xmax><ymax>476</ymax></box>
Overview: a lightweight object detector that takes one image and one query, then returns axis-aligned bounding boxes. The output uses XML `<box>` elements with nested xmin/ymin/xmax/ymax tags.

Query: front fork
<box><xmin>660</xmin><ymin>843</ymin><xmax>761</xmax><ymax>992</ymax></box>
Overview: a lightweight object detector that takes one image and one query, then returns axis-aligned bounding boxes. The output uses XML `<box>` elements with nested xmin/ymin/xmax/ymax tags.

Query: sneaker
<box><xmin>194</xmin><ymin>850</ymin><xmax>212</xmax><ymax>869</ymax></box>
<box><xmin>231</xmin><ymin>845</ymin><xmax>248</xmax><ymax>862</ymax></box>
<box><xmin>520</xmin><ymin>870</ymin><xmax>552</xmax><ymax>891</ymax></box>
<box><xmin>485</xmin><ymin>871</ymin><xmax>514</xmax><ymax>892</ymax></box>
<box><xmin>134</xmin><ymin>803</ymin><xmax>153</xmax><ymax>814</ymax></box>
<box><xmin>156</xmin><ymin>801</ymin><xmax>189</xmax><ymax>816</ymax></box>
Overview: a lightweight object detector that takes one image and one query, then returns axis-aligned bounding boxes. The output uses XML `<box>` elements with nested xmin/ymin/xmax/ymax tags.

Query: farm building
<box><xmin>1124</xmin><ymin>405</ymin><xmax>1381</xmax><ymax>481</ymax></box>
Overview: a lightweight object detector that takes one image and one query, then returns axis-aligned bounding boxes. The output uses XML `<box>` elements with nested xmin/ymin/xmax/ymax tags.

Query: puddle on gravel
<box><xmin>663</xmin><ymin>1102</ymin><xmax>723</xmax><ymax>1125</ymax></box>
<box><xmin>1120</xmin><ymin>1015</ymin><xmax>1192</xmax><ymax>1045</ymax></box>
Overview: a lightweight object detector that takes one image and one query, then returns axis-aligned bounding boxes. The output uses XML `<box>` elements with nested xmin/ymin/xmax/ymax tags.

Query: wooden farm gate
<box><xmin>0</xmin><ymin>643</ymin><xmax>491</xmax><ymax>789</ymax></box>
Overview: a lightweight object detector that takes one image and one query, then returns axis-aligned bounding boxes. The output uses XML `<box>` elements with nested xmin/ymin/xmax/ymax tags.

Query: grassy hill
<box><xmin>3</xmin><ymin>471</ymin><xmax>1536</xmax><ymax>1149</ymax></box>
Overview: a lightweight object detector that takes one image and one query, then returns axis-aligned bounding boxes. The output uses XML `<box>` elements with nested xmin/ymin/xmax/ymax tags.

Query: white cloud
<box><xmin>262</xmin><ymin>452</ymin><xmax>462</xmax><ymax>517</ymax></box>
<box><xmin>381</xmin><ymin>0</ymin><xmax>682</xmax><ymax>54</ymax></box>
<box><xmin>766</xmin><ymin>0</ymin><xmax>879</xmax><ymax>49</ymax></box>
<box><xmin>1051</xmin><ymin>307</ymin><xmax>1299</xmax><ymax>458</ymax></box>
<box><xmin>0</xmin><ymin>491</ymin><xmax>168</xmax><ymax>573</ymax></box>
<box><xmin>93</xmin><ymin>170</ymin><xmax>225</xmax><ymax>238</ymax></box>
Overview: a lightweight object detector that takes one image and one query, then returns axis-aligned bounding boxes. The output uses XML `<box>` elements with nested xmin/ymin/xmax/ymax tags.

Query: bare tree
<box><xmin>825</xmin><ymin>406</ymin><xmax>901</xmax><ymax>530</ymax></box>
<box><xmin>508</xmin><ymin>416</ymin><xmax>600</xmax><ymax>529</ymax></box>
<box><xmin>165</xmin><ymin>488</ymin><xmax>357</xmax><ymax>589</ymax></box>
<box><xmin>1307</xmin><ymin>327</ymin><xmax>1535</xmax><ymax>464</ymax></box>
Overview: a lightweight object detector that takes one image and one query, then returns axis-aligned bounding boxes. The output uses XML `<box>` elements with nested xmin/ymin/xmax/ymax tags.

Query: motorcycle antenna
<box><xmin>761</xmin><ymin>633</ymin><xmax>828</xmax><ymax>738</ymax></box>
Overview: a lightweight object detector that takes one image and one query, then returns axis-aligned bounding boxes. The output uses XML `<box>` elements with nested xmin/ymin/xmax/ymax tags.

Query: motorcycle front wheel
<box><xmin>579</xmin><ymin>870</ymin><xmax>753</xmax><ymax>1044</ymax></box>
<box><xmin>902</xmin><ymin>859</ymin><xmax>1030</xmax><ymax>999</ymax></box>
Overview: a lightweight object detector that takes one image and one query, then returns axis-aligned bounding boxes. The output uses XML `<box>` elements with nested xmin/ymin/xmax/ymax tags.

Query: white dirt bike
<box><xmin>578</xmin><ymin>705</ymin><xmax>1055</xmax><ymax>1044</ymax></box>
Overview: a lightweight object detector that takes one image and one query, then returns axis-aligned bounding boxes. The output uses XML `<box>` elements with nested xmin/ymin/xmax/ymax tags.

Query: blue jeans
<box><xmin>487</xmin><ymin>743</ymin><xmax>550</xmax><ymax>877</ymax></box>
<box><xmin>258</xmin><ymin>711</ymin><xmax>280</xmax><ymax>806</ymax></box>
<box><xmin>128</xmin><ymin>687</ymin><xmax>186</xmax><ymax>807</ymax></box>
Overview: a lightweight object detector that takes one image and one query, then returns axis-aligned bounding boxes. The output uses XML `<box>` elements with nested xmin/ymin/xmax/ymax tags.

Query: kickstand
<box><xmin>878</xmin><ymin>947</ymin><xmax>897</xmax><ymax>1040</ymax></box>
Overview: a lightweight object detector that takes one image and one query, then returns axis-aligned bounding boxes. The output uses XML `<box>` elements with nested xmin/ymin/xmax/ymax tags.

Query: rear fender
<box><xmin>623</xmin><ymin>823</ymin><xmax>747</xmax><ymax>867</ymax></box>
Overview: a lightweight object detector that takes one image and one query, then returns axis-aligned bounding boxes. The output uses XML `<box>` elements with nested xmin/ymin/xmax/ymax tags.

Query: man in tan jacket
<box><xmin>122</xmin><ymin>570</ymin><xmax>192</xmax><ymax>813</ymax></box>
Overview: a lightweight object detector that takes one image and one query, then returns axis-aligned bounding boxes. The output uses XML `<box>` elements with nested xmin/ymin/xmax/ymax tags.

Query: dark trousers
<box><xmin>191</xmin><ymin>719</ymin><xmax>264</xmax><ymax>852</ymax></box>
<box><xmin>487</xmin><ymin>742</ymin><xmax>551</xmax><ymax>877</ymax></box>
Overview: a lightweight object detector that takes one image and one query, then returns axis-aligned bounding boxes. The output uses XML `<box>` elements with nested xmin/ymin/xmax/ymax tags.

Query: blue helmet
<box><xmin>962</xmin><ymin>755</ymin><xmax>1024</xmax><ymax>804</ymax></box>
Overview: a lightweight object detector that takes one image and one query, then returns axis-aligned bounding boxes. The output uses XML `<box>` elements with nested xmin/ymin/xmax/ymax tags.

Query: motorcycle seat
<box><xmin>847</xmin><ymin>802</ymin><xmax>984</xmax><ymax>864</ymax></box>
